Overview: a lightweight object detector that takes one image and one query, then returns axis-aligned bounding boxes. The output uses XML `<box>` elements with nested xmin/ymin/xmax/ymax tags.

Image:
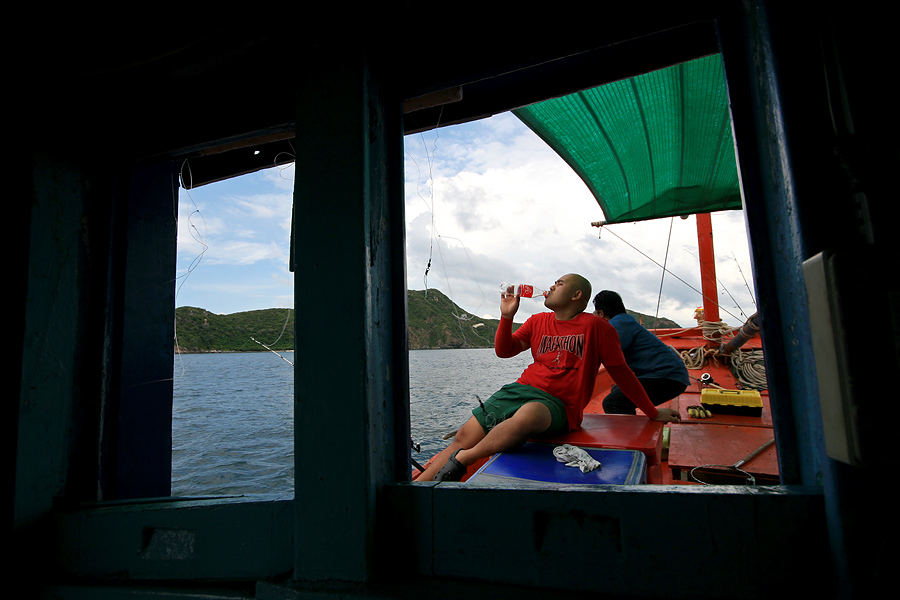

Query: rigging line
<box><xmin>404</xmin><ymin>135</ymin><xmax>437</xmax><ymax>292</ymax></box>
<box><xmin>597</xmin><ymin>223</ymin><xmax>744</xmax><ymax>323</ymax></box>
<box><xmin>251</xmin><ymin>337</ymin><xmax>294</xmax><ymax>366</ymax></box>
<box><xmin>274</xmin><ymin>139</ymin><xmax>296</xmax><ymax>182</ymax></box>
<box><xmin>467</xmin><ymin>322</ymin><xmax>493</xmax><ymax>345</ymax></box>
<box><xmin>416</xmin><ymin>106</ymin><xmax>444</xmax><ymax>293</ymax></box>
<box><xmin>438</xmin><ymin>234</ymin><xmax>487</xmax><ymax>317</ymax></box>
<box><xmin>405</xmin><ymin>141</ymin><xmax>435</xmax><ymax>292</ymax></box>
<box><xmin>173</xmin><ymin>159</ymin><xmax>211</xmax><ymax>367</ymax></box>
<box><xmin>174</xmin><ymin>159</ymin><xmax>209</xmax><ymax>292</ymax></box>
<box><xmin>653</xmin><ymin>218</ymin><xmax>674</xmax><ymax>330</ymax></box>
<box><xmin>264</xmin><ymin>308</ymin><xmax>293</xmax><ymax>347</ymax></box>
<box><xmin>408</xmin><ymin>109</ymin><xmax>484</xmax><ymax>329</ymax></box>
<box><xmin>432</xmin><ymin>233</ymin><xmax>467</xmax><ymax>346</ymax></box>
<box><xmin>404</xmin><ymin>138</ymin><xmax>435</xmax><ymax>214</ymax></box>
<box><xmin>719</xmin><ymin>280</ymin><xmax>747</xmax><ymax>320</ymax></box>
<box><xmin>409</xmin><ymin>120</ymin><xmax>485</xmax><ymax>318</ymax></box>
<box><xmin>683</xmin><ymin>248</ymin><xmax>748</xmax><ymax>319</ymax></box>
<box><xmin>732</xmin><ymin>251</ymin><xmax>757</xmax><ymax>307</ymax></box>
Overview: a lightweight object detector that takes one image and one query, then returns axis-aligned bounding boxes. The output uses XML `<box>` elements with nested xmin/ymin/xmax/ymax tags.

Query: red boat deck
<box><xmin>413</xmin><ymin>325</ymin><xmax>775</xmax><ymax>486</ymax></box>
<box><xmin>585</xmin><ymin>326</ymin><xmax>776</xmax><ymax>485</ymax></box>
<box><xmin>666</xmin><ymin>423</ymin><xmax>778</xmax><ymax>484</ymax></box>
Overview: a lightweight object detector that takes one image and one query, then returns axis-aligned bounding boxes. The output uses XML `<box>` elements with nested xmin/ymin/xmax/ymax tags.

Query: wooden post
<box><xmin>292</xmin><ymin>47</ymin><xmax>406</xmax><ymax>583</ymax></box>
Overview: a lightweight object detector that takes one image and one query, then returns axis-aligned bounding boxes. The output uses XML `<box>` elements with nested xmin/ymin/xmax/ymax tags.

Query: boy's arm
<box><xmin>495</xmin><ymin>316</ymin><xmax>527</xmax><ymax>358</ymax></box>
<box><xmin>495</xmin><ymin>286</ymin><xmax>527</xmax><ymax>358</ymax></box>
<box><xmin>605</xmin><ymin>363</ymin><xmax>681</xmax><ymax>422</ymax></box>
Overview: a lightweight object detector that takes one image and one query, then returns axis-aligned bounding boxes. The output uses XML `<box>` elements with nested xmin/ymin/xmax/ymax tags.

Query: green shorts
<box><xmin>472</xmin><ymin>382</ymin><xmax>567</xmax><ymax>436</ymax></box>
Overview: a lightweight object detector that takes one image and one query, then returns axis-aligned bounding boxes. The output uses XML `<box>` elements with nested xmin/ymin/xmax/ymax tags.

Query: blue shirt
<box><xmin>608</xmin><ymin>313</ymin><xmax>690</xmax><ymax>386</ymax></box>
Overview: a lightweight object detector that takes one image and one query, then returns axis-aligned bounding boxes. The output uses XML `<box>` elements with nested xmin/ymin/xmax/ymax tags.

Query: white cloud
<box><xmin>229</xmin><ymin>193</ymin><xmax>293</xmax><ymax>221</ymax></box>
<box><xmin>205</xmin><ymin>240</ymin><xmax>286</xmax><ymax>266</ymax></box>
<box><xmin>175</xmin><ymin>111</ymin><xmax>755</xmax><ymax>324</ymax></box>
<box><xmin>404</xmin><ymin>113</ymin><xmax>756</xmax><ymax>327</ymax></box>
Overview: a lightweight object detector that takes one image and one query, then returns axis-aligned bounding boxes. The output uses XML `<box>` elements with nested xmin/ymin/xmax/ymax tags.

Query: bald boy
<box><xmin>419</xmin><ymin>273</ymin><xmax>680</xmax><ymax>482</ymax></box>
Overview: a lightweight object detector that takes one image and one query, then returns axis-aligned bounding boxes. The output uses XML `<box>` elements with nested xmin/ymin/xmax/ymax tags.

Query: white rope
<box><xmin>679</xmin><ymin>319</ymin><xmax>732</xmax><ymax>369</ymax></box>
<box><xmin>677</xmin><ymin>319</ymin><xmax>767</xmax><ymax>390</ymax></box>
<box><xmin>700</xmin><ymin>319</ymin><xmax>739</xmax><ymax>341</ymax></box>
<box><xmin>729</xmin><ymin>348</ymin><xmax>768</xmax><ymax>390</ymax></box>
<box><xmin>680</xmin><ymin>345</ymin><xmax>715</xmax><ymax>370</ymax></box>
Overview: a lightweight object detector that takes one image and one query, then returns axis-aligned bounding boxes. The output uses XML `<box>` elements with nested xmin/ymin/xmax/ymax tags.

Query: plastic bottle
<box><xmin>499</xmin><ymin>282</ymin><xmax>548</xmax><ymax>299</ymax></box>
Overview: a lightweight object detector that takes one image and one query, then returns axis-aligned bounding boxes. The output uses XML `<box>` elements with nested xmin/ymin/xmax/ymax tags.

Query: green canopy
<box><xmin>513</xmin><ymin>54</ymin><xmax>742</xmax><ymax>224</ymax></box>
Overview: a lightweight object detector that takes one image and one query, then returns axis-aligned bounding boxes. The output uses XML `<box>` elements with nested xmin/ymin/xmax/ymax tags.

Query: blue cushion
<box><xmin>466</xmin><ymin>442</ymin><xmax>646</xmax><ymax>486</ymax></box>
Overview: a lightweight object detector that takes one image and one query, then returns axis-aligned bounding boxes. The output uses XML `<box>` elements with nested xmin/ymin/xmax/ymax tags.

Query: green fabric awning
<box><xmin>513</xmin><ymin>54</ymin><xmax>742</xmax><ymax>224</ymax></box>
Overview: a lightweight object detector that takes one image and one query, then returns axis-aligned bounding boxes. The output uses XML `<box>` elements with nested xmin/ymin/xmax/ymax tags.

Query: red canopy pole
<box><xmin>696</xmin><ymin>213</ymin><xmax>720</xmax><ymax>324</ymax></box>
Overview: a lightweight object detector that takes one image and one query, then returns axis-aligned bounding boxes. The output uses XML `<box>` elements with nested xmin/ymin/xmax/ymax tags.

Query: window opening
<box><xmin>403</xmin><ymin>110</ymin><xmax>766</xmax><ymax>485</ymax></box>
<box><xmin>172</xmin><ymin>164</ymin><xmax>296</xmax><ymax>497</ymax></box>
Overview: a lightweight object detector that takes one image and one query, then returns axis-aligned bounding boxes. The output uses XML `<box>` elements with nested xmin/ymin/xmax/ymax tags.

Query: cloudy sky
<box><xmin>176</xmin><ymin>111</ymin><xmax>757</xmax><ymax>328</ymax></box>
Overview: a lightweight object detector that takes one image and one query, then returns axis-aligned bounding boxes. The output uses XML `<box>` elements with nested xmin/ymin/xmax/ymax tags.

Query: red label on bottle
<box><xmin>519</xmin><ymin>284</ymin><xmax>534</xmax><ymax>298</ymax></box>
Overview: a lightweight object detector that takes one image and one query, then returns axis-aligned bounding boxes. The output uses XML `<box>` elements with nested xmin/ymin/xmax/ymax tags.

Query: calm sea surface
<box><xmin>171</xmin><ymin>348</ymin><xmax>532</xmax><ymax>497</ymax></box>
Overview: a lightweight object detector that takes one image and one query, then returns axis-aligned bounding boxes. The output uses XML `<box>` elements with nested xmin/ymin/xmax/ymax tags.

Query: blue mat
<box><xmin>466</xmin><ymin>442</ymin><xmax>646</xmax><ymax>486</ymax></box>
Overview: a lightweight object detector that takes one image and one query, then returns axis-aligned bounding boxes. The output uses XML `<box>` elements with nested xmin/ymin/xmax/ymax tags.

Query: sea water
<box><xmin>171</xmin><ymin>348</ymin><xmax>532</xmax><ymax>497</ymax></box>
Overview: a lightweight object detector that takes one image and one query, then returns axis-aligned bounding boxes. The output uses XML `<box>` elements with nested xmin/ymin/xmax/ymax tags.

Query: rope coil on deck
<box><xmin>678</xmin><ymin>319</ymin><xmax>767</xmax><ymax>390</ymax></box>
<box><xmin>729</xmin><ymin>348</ymin><xmax>768</xmax><ymax>390</ymax></box>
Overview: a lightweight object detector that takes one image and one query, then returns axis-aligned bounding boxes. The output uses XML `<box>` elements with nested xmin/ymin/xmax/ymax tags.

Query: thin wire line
<box><xmin>597</xmin><ymin>223</ymin><xmax>744</xmax><ymax>323</ymax></box>
<box><xmin>653</xmin><ymin>218</ymin><xmax>674</xmax><ymax>330</ymax></box>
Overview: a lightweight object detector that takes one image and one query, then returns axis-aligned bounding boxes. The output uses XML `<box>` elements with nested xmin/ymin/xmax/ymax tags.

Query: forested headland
<box><xmin>175</xmin><ymin>289</ymin><xmax>681</xmax><ymax>353</ymax></box>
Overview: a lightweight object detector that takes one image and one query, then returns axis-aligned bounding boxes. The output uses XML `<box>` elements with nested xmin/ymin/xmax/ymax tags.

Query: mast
<box><xmin>696</xmin><ymin>212</ymin><xmax>720</xmax><ymax>324</ymax></box>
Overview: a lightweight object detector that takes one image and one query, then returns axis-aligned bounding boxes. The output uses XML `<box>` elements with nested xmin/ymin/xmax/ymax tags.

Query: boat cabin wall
<box><xmin>13</xmin><ymin>3</ymin><xmax>895</xmax><ymax>599</ymax></box>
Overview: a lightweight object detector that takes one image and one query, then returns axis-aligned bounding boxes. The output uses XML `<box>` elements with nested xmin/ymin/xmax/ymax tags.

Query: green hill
<box><xmin>624</xmin><ymin>311</ymin><xmax>681</xmax><ymax>330</ymax></box>
<box><xmin>406</xmin><ymin>289</ymin><xmax>511</xmax><ymax>349</ymax></box>
<box><xmin>405</xmin><ymin>289</ymin><xmax>681</xmax><ymax>348</ymax></box>
<box><xmin>175</xmin><ymin>307</ymin><xmax>295</xmax><ymax>353</ymax></box>
<box><xmin>174</xmin><ymin>291</ymin><xmax>682</xmax><ymax>352</ymax></box>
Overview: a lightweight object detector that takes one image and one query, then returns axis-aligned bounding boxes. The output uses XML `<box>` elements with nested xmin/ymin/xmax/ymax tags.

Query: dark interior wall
<box><xmin>17</xmin><ymin>156</ymin><xmax>179</xmax><ymax>524</ymax></box>
<box><xmin>19</xmin><ymin>152</ymin><xmax>95</xmax><ymax>526</ymax></box>
<box><xmin>720</xmin><ymin>5</ymin><xmax>896</xmax><ymax>597</ymax></box>
<box><xmin>12</xmin><ymin>3</ymin><xmax>896</xmax><ymax>598</ymax></box>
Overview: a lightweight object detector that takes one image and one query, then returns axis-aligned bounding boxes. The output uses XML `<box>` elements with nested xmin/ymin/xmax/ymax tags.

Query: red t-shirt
<box><xmin>509</xmin><ymin>312</ymin><xmax>627</xmax><ymax>430</ymax></box>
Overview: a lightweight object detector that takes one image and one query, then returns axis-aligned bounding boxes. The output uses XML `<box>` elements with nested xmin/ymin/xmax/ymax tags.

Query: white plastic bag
<box><xmin>552</xmin><ymin>444</ymin><xmax>601</xmax><ymax>473</ymax></box>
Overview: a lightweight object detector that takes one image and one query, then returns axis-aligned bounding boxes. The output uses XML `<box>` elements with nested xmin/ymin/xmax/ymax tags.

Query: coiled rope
<box><xmin>678</xmin><ymin>319</ymin><xmax>767</xmax><ymax>390</ymax></box>
<box><xmin>729</xmin><ymin>348</ymin><xmax>768</xmax><ymax>390</ymax></box>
